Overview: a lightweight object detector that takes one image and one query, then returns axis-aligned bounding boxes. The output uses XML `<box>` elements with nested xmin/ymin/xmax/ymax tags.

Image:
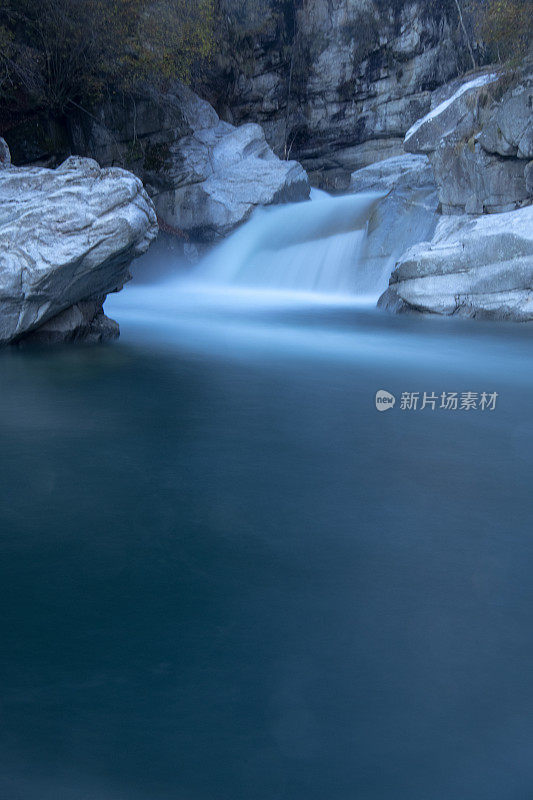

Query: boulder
<box><xmin>68</xmin><ymin>83</ymin><xmax>215</xmax><ymax>174</ymax></box>
<box><xmin>68</xmin><ymin>83</ymin><xmax>309</xmax><ymax>242</ymax></box>
<box><xmin>404</xmin><ymin>66</ymin><xmax>533</xmax><ymax>213</ymax></box>
<box><xmin>19</xmin><ymin>298</ymin><xmax>120</xmax><ymax>346</ymax></box>
<box><xmin>403</xmin><ymin>72</ymin><xmax>501</xmax><ymax>154</ymax></box>
<box><xmin>154</xmin><ymin>122</ymin><xmax>310</xmax><ymax>241</ymax></box>
<box><xmin>349</xmin><ymin>154</ymin><xmax>439</xmax><ymax>294</ymax></box>
<box><xmin>350</xmin><ymin>152</ymin><xmax>436</xmax><ymax>194</ymax></box>
<box><xmin>378</xmin><ymin>206</ymin><xmax>533</xmax><ymax>321</ymax></box>
<box><xmin>0</xmin><ymin>156</ymin><xmax>157</xmax><ymax>345</ymax></box>
<box><xmin>478</xmin><ymin>79</ymin><xmax>533</xmax><ymax>159</ymax></box>
<box><xmin>430</xmin><ymin>140</ymin><xmax>529</xmax><ymax>215</ymax></box>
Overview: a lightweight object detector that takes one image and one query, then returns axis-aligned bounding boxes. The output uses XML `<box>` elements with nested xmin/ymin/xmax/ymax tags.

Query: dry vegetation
<box><xmin>0</xmin><ymin>0</ymin><xmax>215</xmax><ymax>113</ymax></box>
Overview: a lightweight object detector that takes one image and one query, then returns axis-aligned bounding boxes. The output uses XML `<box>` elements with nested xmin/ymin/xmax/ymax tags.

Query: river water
<box><xmin>1</xmin><ymin>195</ymin><xmax>533</xmax><ymax>799</ymax></box>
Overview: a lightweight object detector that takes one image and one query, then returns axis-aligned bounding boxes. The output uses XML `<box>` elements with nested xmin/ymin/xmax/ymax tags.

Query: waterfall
<box><xmin>194</xmin><ymin>192</ymin><xmax>384</xmax><ymax>296</ymax></box>
<box><xmin>105</xmin><ymin>190</ymin><xmax>396</xmax><ymax>334</ymax></box>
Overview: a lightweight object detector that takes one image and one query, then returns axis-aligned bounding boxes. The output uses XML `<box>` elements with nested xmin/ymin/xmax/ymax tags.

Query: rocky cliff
<box><xmin>3</xmin><ymin>1</ymin><xmax>473</xmax><ymax>196</ymax></box>
<box><xmin>68</xmin><ymin>83</ymin><xmax>309</xmax><ymax>242</ymax></box>
<box><xmin>209</xmin><ymin>0</ymin><xmax>472</xmax><ymax>189</ymax></box>
<box><xmin>404</xmin><ymin>61</ymin><xmax>532</xmax><ymax>213</ymax></box>
<box><xmin>378</xmin><ymin>61</ymin><xmax>533</xmax><ymax>320</ymax></box>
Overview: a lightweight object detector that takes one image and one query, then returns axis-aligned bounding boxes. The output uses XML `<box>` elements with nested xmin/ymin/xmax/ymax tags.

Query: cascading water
<box><xmin>6</xmin><ymin>171</ymin><xmax>533</xmax><ymax>800</ymax></box>
<box><xmin>105</xmin><ymin>190</ymin><xmax>395</xmax><ymax>355</ymax></box>
<box><xmin>194</xmin><ymin>191</ymin><xmax>385</xmax><ymax>296</ymax></box>
<box><xmin>106</xmin><ymin>191</ymin><xmax>391</xmax><ymax>336</ymax></box>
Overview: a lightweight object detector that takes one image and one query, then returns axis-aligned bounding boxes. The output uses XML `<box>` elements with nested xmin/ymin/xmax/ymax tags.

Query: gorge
<box><xmin>1</xmin><ymin>1</ymin><xmax>531</xmax><ymax>339</ymax></box>
<box><xmin>0</xmin><ymin>3</ymin><xmax>533</xmax><ymax>800</ymax></box>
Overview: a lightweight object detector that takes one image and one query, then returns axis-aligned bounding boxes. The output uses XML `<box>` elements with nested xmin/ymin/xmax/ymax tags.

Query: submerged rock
<box><xmin>379</xmin><ymin>205</ymin><xmax>533</xmax><ymax>321</ymax></box>
<box><xmin>349</xmin><ymin>154</ymin><xmax>439</xmax><ymax>293</ymax></box>
<box><xmin>0</xmin><ymin>154</ymin><xmax>157</xmax><ymax>345</ymax></box>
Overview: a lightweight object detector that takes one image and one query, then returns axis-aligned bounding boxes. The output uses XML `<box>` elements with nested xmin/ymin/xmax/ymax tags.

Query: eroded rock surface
<box><xmin>350</xmin><ymin>154</ymin><xmax>439</xmax><ymax>294</ymax></box>
<box><xmin>404</xmin><ymin>64</ymin><xmax>533</xmax><ymax>214</ymax></box>
<box><xmin>68</xmin><ymin>84</ymin><xmax>309</xmax><ymax>242</ymax></box>
<box><xmin>153</xmin><ymin>119</ymin><xmax>309</xmax><ymax>241</ymax></box>
<box><xmin>0</xmin><ymin>153</ymin><xmax>157</xmax><ymax>345</ymax></box>
<box><xmin>209</xmin><ymin>0</ymin><xmax>469</xmax><ymax>188</ymax></box>
<box><xmin>379</xmin><ymin>206</ymin><xmax>533</xmax><ymax>320</ymax></box>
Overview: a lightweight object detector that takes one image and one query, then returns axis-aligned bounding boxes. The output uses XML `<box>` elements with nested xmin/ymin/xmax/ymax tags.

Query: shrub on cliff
<box><xmin>459</xmin><ymin>0</ymin><xmax>532</xmax><ymax>63</ymax></box>
<box><xmin>477</xmin><ymin>0</ymin><xmax>532</xmax><ymax>61</ymax></box>
<box><xmin>0</xmin><ymin>0</ymin><xmax>215</xmax><ymax>113</ymax></box>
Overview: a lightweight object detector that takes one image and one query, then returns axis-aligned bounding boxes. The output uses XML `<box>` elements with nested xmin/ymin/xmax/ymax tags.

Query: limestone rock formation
<box><xmin>378</xmin><ymin>206</ymin><xmax>533</xmax><ymax>320</ymax></box>
<box><xmin>0</xmin><ymin>154</ymin><xmax>157</xmax><ymax>345</ymax></box>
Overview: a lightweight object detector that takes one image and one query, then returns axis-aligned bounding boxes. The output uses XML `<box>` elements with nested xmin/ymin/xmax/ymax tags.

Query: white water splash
<box><xmin>106</xmin><ymin>191</ymin><xmax>390</xmax><ymax>333</ymax></box>
<box><xmin>194</xmin><ymin>192</ymin><xmax>384</xmax><ymax>295</ymax></box>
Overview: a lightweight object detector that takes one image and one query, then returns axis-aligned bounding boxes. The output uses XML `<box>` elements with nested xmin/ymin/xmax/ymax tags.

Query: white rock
<box><xmin>379</xmin><ymin>205</ymin><xmax>533</xmax><ymax>321</ymax></box>
<box><xmin>0</xmin><ymin>156</ymin><xmax>157</xmax><ymax>344</ymax></box>
<box><xmin>154</xmin><ymin>123</ymin><xmax>309</xmax><ymax>240</ymax></box>
<box><xmin>404</xmin><ymin>66</ymin><xmax>532</xmax><ymax>213</ymax></box>
<box><xmin>404</xmin><ymin>72</ymin><xmax>500</xmax><ymax>152</ymax></box>
<box><xmin>349</xmin><ymin>154</ymin><xmax>439</xmax><ymax>294</ymax></box>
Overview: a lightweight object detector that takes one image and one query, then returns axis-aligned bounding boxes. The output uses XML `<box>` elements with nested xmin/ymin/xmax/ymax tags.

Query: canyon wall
<box><xmin>208</xmin><ymin>0</ymin><xmax>473</xmax><ymax>188</ymax></box>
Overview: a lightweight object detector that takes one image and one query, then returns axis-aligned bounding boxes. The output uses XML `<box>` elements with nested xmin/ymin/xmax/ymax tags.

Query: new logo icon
<box><xmin>375</xmin><ymin>390</ymin><xmax>396</xmax><ymax>412</ymax></box>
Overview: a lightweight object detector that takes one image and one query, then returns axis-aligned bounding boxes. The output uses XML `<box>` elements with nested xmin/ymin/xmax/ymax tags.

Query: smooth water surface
<box><xmin>1</xmin><ymin>197</ymin><xmax>533</xmax><ymax>799</ymax></box>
